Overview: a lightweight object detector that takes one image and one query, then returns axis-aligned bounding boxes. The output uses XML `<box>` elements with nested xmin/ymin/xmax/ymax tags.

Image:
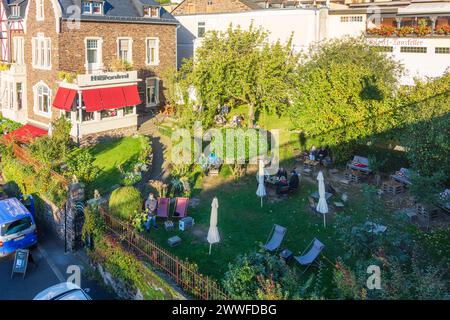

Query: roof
<box><xmin>58</xmin><ymin>0</ymin><xmax>178</xmax><ymax>25</ymax></box>
<box><xmin>0</xmin><ymin>198</ymin><xmax>31</xmax><ymax>225</ymax></box>
<box><xmin>3</xmin><ymin>124</ymin><xmax>48</xmax><ymax>144</ymax></box>
<box><xmin>2</xmin><ymin>0</ymin><xmax>28</xmax><ymax>19</ymax></box>
<box><xmin>398</xmin><ymin>1</ymin><xmax>450</xmax><ymax>14</ymax></box>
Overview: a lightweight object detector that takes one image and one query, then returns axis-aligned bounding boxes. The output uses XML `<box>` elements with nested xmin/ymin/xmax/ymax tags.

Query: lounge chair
<box><xmin>294</xmin><ymin>238</ymin><xmax>325</xmax><ymax>272</ymax></box>
<box><xmin>263</xmin><ymin>224</ymin><xmax>287</xmax><ymax>252</ymax></box>
<box><xmin>156</xmin><ymin>197</ymin><xmax>170</xmax><ymax>219</ymax></box>
<box><xmin>172</xmin><ymin>197</ymin><xmax>189</xmax><ymax>219</ymax></box>
<box><xmin>391</xmin><ymin>168</ymin><xmax>412</xmax><ymax>186</ymax></box>
<box><xmin>347</xmin><ymin>156</ymin><xmax>372</xmax><ymax>174</ymax></box>
<box><xmin>308</xmin><ymin>197</ymin><xmax>317</xmax><ymax>212</ymax></box>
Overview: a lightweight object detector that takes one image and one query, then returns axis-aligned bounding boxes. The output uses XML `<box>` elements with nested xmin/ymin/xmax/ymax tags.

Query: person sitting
<box><xmin>317</xmin><ymin>147</ymin><xmax>328</xmax><ymax>165</ymax></box>
<box><xmin>309</xmin><ymin>146</ymin><xmax>317</xmax><ymax>161</ymax></box>
<box><xmin>145</xmin><ymin>193</ymin><xmax>158</xmax><ymax>231</ymax></box>
<box><xmin>289</xmin><ymin>169</ymin><xmax>300</xmax><ymax>191</ymax></box>
<box><xmin>276</xmin><ymin>176</ymin><xmax>290</xmax><ymax>195</ymax></box>
<box><xmin>277</xmin><ymin>167</ymin><xmax>288</xmax><ymax>179</ymax></box>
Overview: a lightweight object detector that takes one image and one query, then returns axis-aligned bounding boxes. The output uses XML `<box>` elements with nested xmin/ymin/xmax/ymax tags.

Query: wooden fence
<box><xmin>99</xmin><ymin>208</ymin><xmax>229</xmax><ymax>300</ymax></box>
<box><xmin>11</xmin><ymin>143</ymin><xmax>69</xmax><ymax>188</ymax></box>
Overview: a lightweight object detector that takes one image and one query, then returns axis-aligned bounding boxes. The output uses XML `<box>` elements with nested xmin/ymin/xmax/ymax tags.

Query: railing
<box><xmin>99</xmin><ymin>208</ymin><xmax>229</xmax><ymax>300</ymax></box>
<box><xmin>11</xmin><ymin>143</ymin><xmax>69</xmax><ymax>188</ymax></box>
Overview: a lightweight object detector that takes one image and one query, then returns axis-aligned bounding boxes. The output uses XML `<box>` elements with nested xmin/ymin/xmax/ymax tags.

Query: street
<box><xmin>0</xmin><ymin>227</ymin><xmax>115</xmax><ymax>300</ymax></box>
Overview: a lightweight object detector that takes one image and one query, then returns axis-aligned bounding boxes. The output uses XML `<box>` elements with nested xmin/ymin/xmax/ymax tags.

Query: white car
<box><xmin>33</xmin><ymin>282</ymin><xmax>91</xmax><ymax>300</ymax></box>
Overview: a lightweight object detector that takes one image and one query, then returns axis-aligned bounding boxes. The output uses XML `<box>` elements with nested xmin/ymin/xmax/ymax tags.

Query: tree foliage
<box><xmin>176</xmin><ymin>25</ymin><xmax>299</xmax><ymax>128</ymax></box>
<box><xmin>288</xmin><ymin>37</ymin><xmax>402</xmax><ymax>160</ymax></box>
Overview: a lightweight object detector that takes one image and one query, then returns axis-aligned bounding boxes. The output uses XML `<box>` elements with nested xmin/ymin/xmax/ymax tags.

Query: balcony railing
<box><xmin>367</xmin><ymin>25</ymin><xmax>450</xmax><ymax>38</ymax></box>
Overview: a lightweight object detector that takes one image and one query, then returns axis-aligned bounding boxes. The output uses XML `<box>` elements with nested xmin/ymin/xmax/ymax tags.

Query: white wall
<box><xmin>176</xmin><ymin>8</ymin><xmax>329</xmax><ymax>67</ymax></box>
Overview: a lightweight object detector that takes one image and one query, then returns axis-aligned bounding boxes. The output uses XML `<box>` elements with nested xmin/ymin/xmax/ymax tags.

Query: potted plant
<box><xmin>414</xmin><ymin>19</ymin><xmax>432</xmax><ymax>36</ymax></box>
<box><xmin>398</xmin><ymin>26</ymin><xmax>415</xmax><ymax>37</ymax></box>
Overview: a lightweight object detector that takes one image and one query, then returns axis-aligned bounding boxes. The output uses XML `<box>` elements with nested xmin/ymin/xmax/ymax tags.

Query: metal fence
<box><xmin>99</xmin><ymin>208</ymin><xmax>229</xmax><ymax>300</ymax></box>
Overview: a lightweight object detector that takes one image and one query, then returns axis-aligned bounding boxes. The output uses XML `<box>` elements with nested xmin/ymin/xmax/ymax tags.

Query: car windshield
<box><xmin>57</xmin><ymin>290</ymin><xmax>89</xmax><ymax>300</ymax></box>
<box><xmin>0</xmin><ymin>217</ymin><xmax>33</xmax><ymax>236</ymax></box>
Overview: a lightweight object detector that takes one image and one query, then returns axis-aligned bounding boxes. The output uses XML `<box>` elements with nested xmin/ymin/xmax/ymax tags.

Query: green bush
<box><xmin>109</xmin><ymin>186</ymin><xmax>143</xmax><ymax>221</ymax></box>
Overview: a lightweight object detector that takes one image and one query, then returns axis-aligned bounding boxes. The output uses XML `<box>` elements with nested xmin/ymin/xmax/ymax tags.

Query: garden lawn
<box><xmin>89</xmin><ymin>136</ymin><xmax>146</xmax><ymax>194</ymax></box>
<box><xmin>146</xmin><ymin>173</ymin><xmax>372</xmax><ymax>296</ymax></box>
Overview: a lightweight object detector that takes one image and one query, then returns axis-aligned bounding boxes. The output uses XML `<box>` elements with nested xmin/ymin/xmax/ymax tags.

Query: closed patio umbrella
<box><xmin>256</xmin><ymin>160</ymin><xmax>267</xmax><ymax>207</ymax></box>
<box><xmin>207</xmin><ymin>197</ymin><xmax>220</xmax><ymax>255</ymax></box>
<box><xmin>316</xmin><ymin>171</ymin><xmax>329</xmax><ymax>228</ymax></box>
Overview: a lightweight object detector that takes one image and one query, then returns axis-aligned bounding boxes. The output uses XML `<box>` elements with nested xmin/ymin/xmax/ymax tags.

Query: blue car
<box><xmin>0</xmin><ymin>197</ymin><xmax>38</xmax><ymax>257</ymax></box>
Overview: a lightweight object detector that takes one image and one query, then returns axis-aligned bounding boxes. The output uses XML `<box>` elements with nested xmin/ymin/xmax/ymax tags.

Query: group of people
<box><xmin>308</xmin><ymin>146</ymin><xmax>332</xmax><ymax>165</ymax></box>
<box><xmin>274</xmin><ymin>167</ymin><xmax>300</xmax><ymax>195</ymax></box>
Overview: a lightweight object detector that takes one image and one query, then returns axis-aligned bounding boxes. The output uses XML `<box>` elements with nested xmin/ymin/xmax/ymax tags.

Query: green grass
<box><xmin>89</xmin><ymin>136</ymin><xmax>146</xmax><ymax>194</ymax></box>
<box><xmin>145</xmin><ymin>173</ymin><xmax>374</xmax><ymax>296</ymax></box>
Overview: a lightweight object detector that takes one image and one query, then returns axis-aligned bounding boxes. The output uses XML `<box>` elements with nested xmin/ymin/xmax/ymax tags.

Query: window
<box><xmin>124</xmin><ymin>106</ymin><xmax>134</xmax><ymax>115</ymax></box>
<box><xmin>208</xmin><ymin>0</ymin><xmax>213</xmax><ymax>5</ymax></box>
<box><xmin>146</xmin><ymin>38</ymin><xmax>159</xmax><ymax>65</ymax></box>
<box><xmin>13</xmin><ymin>37</ymin><xmax>24</xmax><ymax>64</ymax></box>
<box><xmin>16</xmin><ymin>83</ymin><xmax>23</xmax><ymax>110</ymax></box>
<box><xmin>340</xmin><ymin>16</ymin><xmax>363</xmax><ymax>23</ymax></box>
<box><xmin>101</xmin><ymin>109</ymin><xmax>118</xmax><ymax>119</ymax></box>
<box><xmin>0</xmin><ymin>217</ymin><xmax>32</xmax><ymax>236</ymax></box>
<box><xmin>118</xmin><ymin>38</ymin><xmax>132</xmax><ymax>63</ymax></box>
<box><xmin>34</xmin><ymin>83</ymin><xmax>51</xmax><ymax>116</ymax></box>
<box><xmin>85</xmin><ymin>38</ymin><xmax>103</xmax><ymax>73</ymax></box>
<box><xmin>92</xmin><ymin>2</ymin><xmax>103</xmax><ymax>14</ymax></box>
<box><xmin>400</xmin><ymin>46</ymin><xmax>427</xmax><ymax>53</ymax></box>
<box><xmin>36</xmin><ymin>0</ymin><xmax>44</xmax><ymax>20</ymax></box>
<box><xmin>32</xmin><ymin>35</ymin><xmax>51</xmax><ymax>69</ymax></box>
<box><xmin>82</xmin><ymin>1</ymin><xmax>92</xmax><ymax>14</ymax></box>
<box><xmin>146</xmin><ymin>78</ymin><xmax>159</xmax><ymax>107</ymax></box>
<box><xmin>144</xmin><ymin>6</ymin><xmax>159</xmax><ymax>18</ymax></box>
<box><xmin>198</xmin><ymin>22</ymin><xmax>206</xmax><ymax>38</ymax></box>
<box><xmin>11</xmin><ymin>5</ymin><xmax>20</xmax><ymax>17</ymax></box>
<box><xmin>435</xmin><ymin>47</ymin><xmax>450</xmax><ymax>54</ymax></box>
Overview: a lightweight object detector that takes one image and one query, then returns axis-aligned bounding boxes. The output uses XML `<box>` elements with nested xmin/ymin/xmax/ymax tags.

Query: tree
<box><xmin>397</xmin><ymin>73</ymin><xmax>450</xmax><ymax>178</ymax></box>
<box><xmin>177</xmin><ymin>25</ymin><xmax>299</xmax><ymax>128</ymax></box>
<box><xmin>289</xmin><ymin>37</ymin><xmax>402</xmax><ymax>160</ymax></box>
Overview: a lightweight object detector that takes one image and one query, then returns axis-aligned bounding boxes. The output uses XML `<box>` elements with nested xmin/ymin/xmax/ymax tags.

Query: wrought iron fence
<box><xmin>99</xmin><ymin>208</ymin><xmax>229</xmax><ymax>300</ymax></box>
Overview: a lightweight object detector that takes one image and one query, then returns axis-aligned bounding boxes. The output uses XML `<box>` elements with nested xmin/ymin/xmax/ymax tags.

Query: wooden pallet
<box><xmin>344</xmin><ymin>170</ymin><xmax>362</xmax><ymax>183</ymax></box>
<box><xmin>416</xmin><ymin>203</ymin><xmax>440</xmax><ymax>220</ymax></box>
<box><xmin>382</xmin><ymin>181</ymin><xmax>405</xmax><ymax>195</ymax></box>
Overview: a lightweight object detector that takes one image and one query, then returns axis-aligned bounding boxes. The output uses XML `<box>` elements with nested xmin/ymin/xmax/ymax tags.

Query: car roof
<box><xmin>0</xmin><ymin>198</ymin><xmax>32</xmax><ymax>225</ymax></box>
<box><xmin>33</xmin><ymin>282</ymin><xmax>86</xmax><ymax>300</ymax></box>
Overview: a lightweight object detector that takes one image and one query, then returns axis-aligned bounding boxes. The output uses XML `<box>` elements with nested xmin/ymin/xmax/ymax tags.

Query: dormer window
<box><xmin>11</xmin><ymin>5</ymin><xmax>20</xmax><ymax>17</ymax></box>
<box><xmin>82</xmin><ymin>1</ymin><xmax>104</xmax><ymax>15</ymax></box>
<box><xmin>143</xmin><ymin>6</ymin><xmax>159</xmax><ymax>18</ymax></box>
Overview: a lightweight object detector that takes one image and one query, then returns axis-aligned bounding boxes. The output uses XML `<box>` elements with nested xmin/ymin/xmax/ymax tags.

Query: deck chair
<box><xmin>156</xmin><ymin>197</ymin><xmax>170</xmax><ymax>219</ymax></box>
<box><xmin>263</xmin><ymin>224</ymin><xmax>287</xmax><ymax>252</ymax></box>
<box><xmin>294</xmin><ymin>238</ymin><xmax>325</xmax><ymax>273</ymax></box>
<box><xmin>172</xmin><ymin>197</ymin><xmax>189</xmax><ymax>219</ymax></box>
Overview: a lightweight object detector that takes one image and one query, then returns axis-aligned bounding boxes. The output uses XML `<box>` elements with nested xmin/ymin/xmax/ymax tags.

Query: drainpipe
<box><xmin>77</xmin><ymin>90</ymin><xmax>82</xmax><ymax>146</ymax></box>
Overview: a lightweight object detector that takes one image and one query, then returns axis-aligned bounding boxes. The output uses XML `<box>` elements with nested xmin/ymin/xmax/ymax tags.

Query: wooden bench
<box><xmin>382</xmin><ymin>180</ymin><xmax>405</xmax><ymax>195</ymax></box>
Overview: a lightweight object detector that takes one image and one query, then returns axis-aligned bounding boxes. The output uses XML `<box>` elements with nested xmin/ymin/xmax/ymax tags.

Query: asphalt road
<box><xmin>0</xmin><ymin>227</ymin><xmax>115</xmax><ymax>300</ymax></box>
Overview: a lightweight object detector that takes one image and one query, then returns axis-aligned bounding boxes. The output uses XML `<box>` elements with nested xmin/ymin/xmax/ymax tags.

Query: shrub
<box><xmin>109</xmin><ymin>186</ymin><xmax>143</xmax><ymax>221</ymax></box>
<box><xmin>110</xmin><ymin>59</ymin><xmax>133</xmax><ymax>72</ymax></box>
<box><xmin>66</xmin><ymin>148</ymin><xmax>100</xmax><ymax>185</ymax></box>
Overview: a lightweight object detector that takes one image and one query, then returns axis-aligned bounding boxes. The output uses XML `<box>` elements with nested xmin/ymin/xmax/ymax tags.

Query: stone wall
<box><xmin>37</xmin><ymin>182</ymin><xmax>85</xmax><ymax>252</ymax></box>
<box><xmin>79</xmin><ymin>126</ymin><xmax>138</xmax><ymax>147</ymax></box>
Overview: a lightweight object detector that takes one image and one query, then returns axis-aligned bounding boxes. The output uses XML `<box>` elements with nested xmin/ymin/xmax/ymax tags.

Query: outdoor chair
<box><xmin>347</xmin><ymin>156</ymin><xmax>372</xmax><ymax>174</ymax></box>
<box><xmin>157</xmin><ymin>197</ymin><xmax>170</xmax><ymax>219</ymax></box>
<box><xmin>172</xmin><ymin>197</ymin><xmax>189</xmax><ymax>219</ymax></box>
<box><xmin>263</xmin><ymin>224</ymin><xmax>287</xmax><ymax>252</ymax></box>
<box><xmin>294</xmin><ymin>238</ymin><xmax>325</xmax><ymax>273</ymax></box>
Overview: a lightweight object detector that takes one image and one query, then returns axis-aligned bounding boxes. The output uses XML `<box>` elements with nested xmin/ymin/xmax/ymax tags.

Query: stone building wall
<box><xmin>172</xmin><ymin>0</ymin><xmax>254</xmax><ymax>15</ymax></box>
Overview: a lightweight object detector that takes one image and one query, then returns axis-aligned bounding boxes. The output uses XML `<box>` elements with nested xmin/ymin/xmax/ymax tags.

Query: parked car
<box><xmin>0</xmin><ymin>198</ymin><xmax>38</xmax><ymax>257</ymax></box>
<box><xmin>33</xmin><ymin>282</ymin><xmax>92</xmax><ymax>300</ymax></box>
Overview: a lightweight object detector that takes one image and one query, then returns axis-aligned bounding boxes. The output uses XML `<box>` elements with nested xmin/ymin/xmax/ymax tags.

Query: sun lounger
<box><xmin>264</xmin><ymin>224</ymin><xmax>287</xmax><ymax>252</ymax></box>
<box><xmin>347</xmin><ymin>156</ymin><xmax>372</xmax><ymax>174</ymax></box>
<box><xmin>172</xmin><ymin>197</ymin><xmax>189</xmax><ymax>219</ymax></box>
<box><xmin>294</xmin><ymin>238</ymin><xmax>325</xmax><ymax>272</ymax></box>
<box><xmin>157</xmin><ymin>197</ymin><xmax>170</xmax><ymax>219</ymax></box>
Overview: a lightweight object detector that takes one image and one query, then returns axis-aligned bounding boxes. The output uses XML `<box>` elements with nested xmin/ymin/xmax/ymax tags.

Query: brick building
<box><xmin>0</xmin><ymin>0</ymin><xmax>178</xmax><ymax>142</ymax></box>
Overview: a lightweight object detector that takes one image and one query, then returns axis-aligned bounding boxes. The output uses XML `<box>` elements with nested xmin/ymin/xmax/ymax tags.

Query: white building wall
<box><xmin>176</xmin><ymin>8</ymin><xmax>328</xmax><ymax>67</ymax></box>
<box><xmin>176</xmin><ymin>9</ymin><xmax>450</xmax><ymax>85</ymax></box>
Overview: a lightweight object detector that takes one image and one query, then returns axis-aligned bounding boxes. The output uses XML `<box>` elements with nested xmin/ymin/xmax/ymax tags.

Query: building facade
<box><xmin>174</xmin><ymin>0</ymin><xmax>450</xmax><ymax>85</ymax></box>
<box><xmin>1</xmin><ymin>0</ymin><xmax>178</xmax><ymax>142</ymax></box>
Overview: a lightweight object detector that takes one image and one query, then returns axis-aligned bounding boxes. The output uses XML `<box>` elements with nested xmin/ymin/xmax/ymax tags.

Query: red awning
<box><xmin>82</xmin><ymin>85</ymin><xmax>142</xmax><ymax>112</ymax></box>
<box><xmin>52</xmin><ymin>87</ymin><xmax>77</xmax><ymax>111</ymax></box>
<box><xmin>4</xmin><ymin>124</ymin><xmax>48</xmax><ymax>144</ymax></box>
